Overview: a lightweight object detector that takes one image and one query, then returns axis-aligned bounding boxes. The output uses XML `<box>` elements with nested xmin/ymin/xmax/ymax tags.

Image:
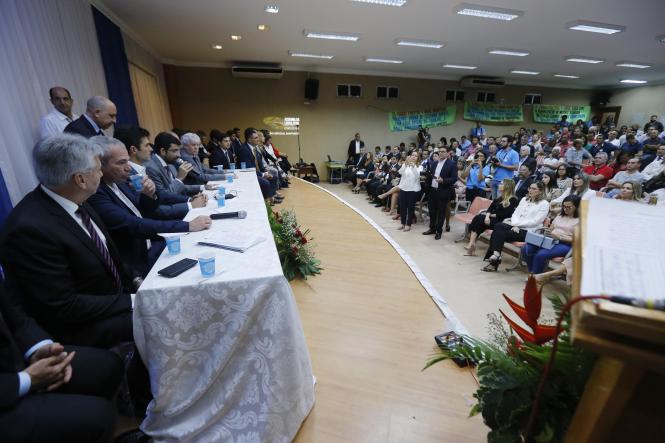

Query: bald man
<box><xmin>39</xmin><ymin>86</ymin><xmax>78</xmax><ymax>139</ymax></box>
<box><xmin>64</xmin><ymin>96</ymin><xmax>117</xmax><ymax>138</ymax></box>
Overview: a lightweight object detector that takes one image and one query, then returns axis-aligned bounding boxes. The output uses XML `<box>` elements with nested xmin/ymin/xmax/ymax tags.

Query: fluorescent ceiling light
<box><xmin>304</xmin><ymin>30</ymin><xmax>360</xmax><ymax>41</ymax></box>
<box><xmin>488</xmin><ymin>48</ymin><xmax>530</xmax><ymax>56</ymax></box>
<box><xmin>554</xmin><ymin>74</ymin><xmax>580</xmax><ymax>79</ymax></box>
<box><xmin>289</xmin><ymin>51</ymin><xmax>334</xmax><ymax>59</ymax></box>
<box><xmin>565</xmin><ymin>56</ymin><xmax>605</xmax><ymax>64</ymax></box>
<box><xmin>511</xmin><ymin>70</ymin><xmax>539</xmax><ymax>75</ymax></box>
<box><xmin>443</xmin><ymin>64</ymin><xmax>477</xmax><ymax>69</ymax></box>
<box><xmin>620</xmin><ymin>79</ymin><xmax>647</xmax><ymax>84</ymax></box>
<box><xmin>257</xmin><ymin>24</ymin><xmax>269</xmax><ymax>31</ymax></box>
<box><xmin>265</xmin><ymin>5</ymin><xmax>279</xmax><ymax>13</ymax></box>
<box><xmin>231</xmin><ymin>35</ymin><xmax>242</xmax><ymax>41</ymax></box>
<box><xmin>212</xmin><ymin>44</ymin><xmax>222</xmax><ymax>50</ymax></box>
<box><xmin>395</xmin><ymin>39</ymin><xmax>444</xmax><ymax>49</ymax></box>
<box><xmin>350</xmin><ymin>0</ymin><xmax>407</xmax><ymax>6</ymax></box>
<box><xmin>364</xmin><ymin>57</ymin><xmax>403</xmax><ymax>64</ymax></box>
<box><xmin>566</xmin><ymin>20</ymin><xmax>625</xmax><ymax>35</ymax></box>
<box><xmin>454</xmin><ymin>3</ymin><xmax>523</xmax><ymax>21</ymax></box>
<box><xmin>616</xmin><ymin>62</ymin><xmax>651</xmax><ymax>69</ymax></box>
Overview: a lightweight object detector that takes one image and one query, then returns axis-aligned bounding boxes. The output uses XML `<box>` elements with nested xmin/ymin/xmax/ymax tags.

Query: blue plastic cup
<box><xmin>129</xmin><ymin>174</ymin><xmax>143</xmax><ymax>191</ymax></box>
<box><xmin>216</xmin><ymin>193</ymin><xmax>226</xmax><ymax>207</ymax></box>
<box><xmin>217</xmin><ymin>185</ymin><xmax>226</xmax><ymax>196</ymax></box>
<box><xmin>198</xmin><ymin>254</ymin><xmax>215</xmax><ymax>277</ymax></box>
<box><xmin>240</xmin><ymin>162</ymin><xmax>246</xmax><ymax>169</ymax></box>
<box><xmin>227</xmin><ymin>174</ymin><xmax>234</xmax><ymax>183</ymax></box>
<box><xmin>165</xmin><ymin>236</ymin><xmax>181</xmax><ymax>254</ymax></box>
<box><xmin>229</xmin><ymin>164</ymin><xmax>236</xmax><ymax>171</ymax></box>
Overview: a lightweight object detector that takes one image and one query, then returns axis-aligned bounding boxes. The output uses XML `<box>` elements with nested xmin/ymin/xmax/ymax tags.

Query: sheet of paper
<box><xmin>202</xmin><ymin>232</ymin><xmax>266</xmax><ymax>251</ymax></box>
<box><xmin>581</xmin><ymin>198</ymin><xmax>665</xmax><ymax>300</ymax></box>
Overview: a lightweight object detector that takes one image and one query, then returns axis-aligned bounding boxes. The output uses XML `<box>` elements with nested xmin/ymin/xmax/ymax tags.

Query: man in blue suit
<box><xmin>236</xmin><ymin>128</ymin><xmax>281</xmax><ymax>203</ymax></box>
<box><xmin>422</xmin><ymin>146</ymin><xmax>458</xmax><ymax>240</ymax></box>
<box><xmin>179</xmin><ymin>132</ymin><xmax>227</xmax><ymax>185</ymax></box>
<box><xmin>88</xmin><ymin>136</ymin><xmax>212</xmax><ymax>278</ymax></box>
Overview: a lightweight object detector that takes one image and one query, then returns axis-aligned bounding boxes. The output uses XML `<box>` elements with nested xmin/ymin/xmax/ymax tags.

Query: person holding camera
<box><xmin>489</xmin><ymin>136</ymin><xmax>519</xmax><ymax>199</ymax></box>
<box><xmin>461</xmin><ymin>151</ymin><xmax>489</xmax><ymax>203</ymax></box>
<box><xmin>396</xmin><ymin>153</ymin><xmax>423</xmax><ymax>231</ymax></box>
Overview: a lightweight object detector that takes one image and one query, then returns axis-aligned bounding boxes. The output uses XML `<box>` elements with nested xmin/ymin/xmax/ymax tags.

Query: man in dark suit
<box><xmin>422</xmin><ymin>146</ymin><xmax>458</xmax><ymax>240</ymax></box>
<box><xmin>514</xmin><ymin>163</ymin><xmax>537</xmax><ymax>200</ymax></box>
<box><xmin>0</xmin><ymin>134</ymin><xmax>134</xmax><ymax>349</ymax></box>
<box><xmin>348</xmin><ymin>133</ymin><xmax>365</xmax><ymax>164</ymax></box>
<box><xmin>236</xmin><ymin>128</ymin><xmax>280</xmax><ymax>202</ymax></box>
<box><xmin>63</xmin><ymin>96</ymin><xmax>117</xmax><ymax>138</ymax></box>
<box><xmin>209</xmin><ymin>131</ymin><xmax>236</xmax><ymax>170</ymax></box>
<box><xmin>88</xmin><ymin>136</ymin><xmax>212</xmax><ymax>277</ymax></box>
<box><xmin>145</xmin><ymin>132</ymin><xmax>207</xmax><ymax>197</ymax></box>
<box><xmin>230</xmin><ymin>127</ymin><xmax>243</xmax><ymax>158</ymax></box>
<box><xmin>180</xmin><ymin>132</ymin><xmax>227</xmax><ymax>185</ymax></box>
<box><xmin>0</xmin><ymin>284</ymin><xmax>123</xmax><ymax>443</ymax></box>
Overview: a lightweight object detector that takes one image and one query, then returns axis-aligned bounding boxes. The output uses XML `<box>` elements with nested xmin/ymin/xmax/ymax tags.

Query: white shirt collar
<box><xmin>155</xmin><ymin>154</ymin><xmax>168</xmax><ymax>167</ymax></box>
<box><xmin>82</xmin><ymin>113</ymin><xmax>101</xmax><ymax>133</ymax></box>
<box><xmin>40</xmin><ymin>185</ymin><xmax>80</xmax><ymax>216</ymax></box>
<box><xmin>50</xmin><ymin>109</ymin><xmax>76</xmax><ymax>123</ymax></box>
<box><xmin>129</xmin><ymin>161</ymin><xmax>146</xmax><ymax>175</ymax></box>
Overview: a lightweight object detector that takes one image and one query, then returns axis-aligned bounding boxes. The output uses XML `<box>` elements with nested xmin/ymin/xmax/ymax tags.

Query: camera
<box><xmin>491</xmin><ymin>157</ymin><xmax>500</xmax><ymax>164</ymax></box>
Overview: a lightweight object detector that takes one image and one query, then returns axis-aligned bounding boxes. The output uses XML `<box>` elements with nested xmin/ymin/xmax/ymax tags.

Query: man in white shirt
<box><xmin>39</xmin><ymin>87</ymin><xmax>78</xmax><ymax>139</ymax></box>
<box><xmin>642</xmin><ymin>145</ymin><xmax>665</xmax><ymax>181</ymax></box>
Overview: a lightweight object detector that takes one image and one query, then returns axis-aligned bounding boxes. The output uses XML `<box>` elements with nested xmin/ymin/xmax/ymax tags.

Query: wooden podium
<box><xmin>564</xmin><ymin>201</ymin><xmax>665</xmax><ymax>443</ymax></box>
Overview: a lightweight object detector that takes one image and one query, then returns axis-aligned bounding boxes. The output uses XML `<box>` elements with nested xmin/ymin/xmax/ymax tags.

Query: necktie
<box><xmin>224</xmin><ymin>150</ymin><xmax>230</xmax><ymax>166</ymax></box>
<box><xmin>76</xmin><ymin>207</ymin><xmax>122</xmax><ymax>290</ymax></box>
<box><xmin>252</xmin><ymin>146</ymin><xmax>260</xmax><ymax>169</ymax></box>
<box><xmin>165</xmin><ymin>165</ymin><xmax>175</xmax><ymax>181</ymax></box>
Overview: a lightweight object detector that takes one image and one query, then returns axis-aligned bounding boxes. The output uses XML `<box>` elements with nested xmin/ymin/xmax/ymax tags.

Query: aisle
<box><xmin>278</xmin><ymin>180</ymin><xmax>487</xmax><ymax>442</ymax></box>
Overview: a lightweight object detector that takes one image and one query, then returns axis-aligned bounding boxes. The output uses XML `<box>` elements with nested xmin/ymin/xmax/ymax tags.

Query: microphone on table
<box><xmin>609</xmin><ymin>295</ymin><xmax>665</xmax><ymax>311</ymax></box>
<box><xmin>175</xmin><ymin>158</ymin><xmax>200</xmax><ymax>175</ymax></box>
<box><xmin>210</xmin><ymin>210</ymin><xmax>247</xmax><ymax>220</ymax></box>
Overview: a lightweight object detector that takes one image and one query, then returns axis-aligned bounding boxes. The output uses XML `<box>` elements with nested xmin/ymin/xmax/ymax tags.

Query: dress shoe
<box><xmin>422</xmin><ymin>229</ymin><xmax>435</xmax><ymax>235</ymax></box>
<box><xmin>445</xmin><ymin>225</ymin><xmax>451</xmax><ymax>232</ymax></box>
<box><xmin>434</xmin><ymin>233</ymin><xmax>442</xmax><ymax>240</ymax></box>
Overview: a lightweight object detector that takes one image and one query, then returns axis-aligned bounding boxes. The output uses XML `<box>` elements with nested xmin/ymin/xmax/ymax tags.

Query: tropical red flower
<box><xmin>295</xmin><ymin>229</ymin><xmax>302</xmax><ymax>237</ymax></box>
<box><xmin>300</xmin><ymin>237</ymin><xmax>307</xmax><ymax>244</ymax></box>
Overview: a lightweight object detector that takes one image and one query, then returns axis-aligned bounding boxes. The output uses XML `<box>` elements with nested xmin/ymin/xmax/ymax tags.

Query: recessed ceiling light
<box><xmin>304</xmin><ymin>30</ymin><xmax>360</xmax><ymax>41</ymax></box>
<box><xmin>616</xmin><ymin>62</ymin><xmax>651</xmax><ymax>69</ymax></box>
<box><xmin>265</xmin><ymin>5</ymin><xmax>279</xmax><ymax>13</ymax></box>
<box><xmin>364</xmin><ymin>57</ymin><xmax>403</xmax><ymax>64</ymax></box>
<box><xmin>620</xmin><ymin>79</ymin><xmax>647</xmax><ymax>84</ymax></box>
<box><xmin>212</xmin><ymin>44</ymin><xmax>223</xmax><ymax>50</ymax></box>
<box><xmin>454</xmin><ymin>3</ymin><xmax>523</xmax><ymax>21</ymax></box>
<box><xmin>349</xmin><ymin>0</ymin><xmax>407</xmax><ymax>6</ymax></box>
<box><xmin>395</xmin><ymin>39</ymin><xmax>444</xmax><ymax>48</ymax></box>
<box><xmin>257</xmin><ymin>24</ymin><xmax>269</xmax><ymax>31</ymax></box>
<box><xmin>566</xmin><ymin>20</ymin><xmax>625</xmax><ymax>35</ymax></box>
<box><xmin>231</xmin><ymin>35</ymin><xmax>242</xmax><ymax>41</ymax></box>
<box><xmin>289</xmin><ymin>51</ymin><xmax>334</xmax><ymax>59</ymax></box>
<box><xmin>565</xmin><ymin>56</ymin><xmax>605</xmax><ymax>64</ymax></box>
<box><xmin>554</xmin><ymin>74</ymin><xmax>580</xmax><ymax>79</ymax></box>
<box><xmin>443</xmin><ymin>64</ymin><xmax>477</xmax><ymax>69</ymax></box>
<box><xmin>488</xmin><ymin>48</ymin><xmax>530</xmax><ymax>57</ymax></box>
<box><xmin>511</xmin><ymin>70</ymin><xmax>539</xmax><ymax>75</ymax></box>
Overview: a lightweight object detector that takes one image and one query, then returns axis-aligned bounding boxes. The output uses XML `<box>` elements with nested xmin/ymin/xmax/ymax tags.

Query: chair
<box><xmin>453</xmin><ymin>197</ymin><xmax>492</xmax><ymax>242</ymax></box>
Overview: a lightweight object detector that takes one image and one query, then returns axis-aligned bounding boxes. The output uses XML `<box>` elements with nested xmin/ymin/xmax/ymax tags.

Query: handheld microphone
<box><xmin>210</xmin><ymin>210</ymin><xmax>247</xmax><ymax>220</ymax></box>
<box><xmin>609</xmin><ymin>296</ymin><xmax>665</xmax><ymax>311</ymax></box>
<box><xmin>175</xmin><ymin>158</ymin><xmax>200</xmax><ymax>175</ymax></box>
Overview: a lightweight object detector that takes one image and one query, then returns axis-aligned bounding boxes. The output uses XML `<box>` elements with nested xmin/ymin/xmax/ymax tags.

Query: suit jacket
<box><xmin>231</xmin><ymin>138</ymin><xmax>243</xmax><ymax>159</ymax></box>
<box><xmin>145</xmin><ymin>154</ymin><xmax>200</xmax><ymax>196</ymax></box>
<box><xmin>209</xmin><ymin>144</ymin><xmax>235</xmax><ymax>170</ymax></box>
<box><xmin>514</xmin><ymin>175</ymin><xmax>537</xmax><ymax>200</ymax></box>
<box><xmin>63</xmin><ymin>115</ymin><xmax>102</xmax><ymax>138</ymax></box>
<box><xmin>0</xmin><ymin>285</ymin><xmax>50</xmax><ymax>410</ymax></box>
<box><xmin>87</xmin><ymin>183</ymin><xmax>190</xmax><ymax>277</ymax></box>
<box><xmin>428</xmin><ymin>159</ymin><xmax>458</xmax><ymax>200</ymax></box>
<box><xmin>348</xmin><ymin>139</ymin><xmax>365</xmax><ymax>161</ymax></box>
<box><xmin>128</xmin><ymin>165</ymin><xmax>189</xmax><ymax>220</ymax></box>
<box><xmin>180</xmin><ymin>149</ymin><xmax>226</xmax><ymax>185</ymax></box>
<box><xmin>0</xmin><ymin>187</ymin><xmax>132</xmax><ymax>345</ymax></box>
<box><xmin>236</xmin><ymin>143</ymin><xmax>267</xmax><ymax>179</ymax></box>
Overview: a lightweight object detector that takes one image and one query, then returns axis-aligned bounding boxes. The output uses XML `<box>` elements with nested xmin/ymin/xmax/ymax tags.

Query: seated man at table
<box><xmin>208</xmin><ymin>129</ymin><xmax>236</xmax><ymax>170</ymax></box>
<box><xmin>114</xmin><ymin>126</ymin><xmax>207</xmax><ymax>220</ymax></box>
<box><xmin>236</xmin><ymin>127</ymin><xmax>280</xmax><ymax>203</ymax></box>
<box><xmin>88</xmin><ymin>136</ymin><xmax>213</xmax><ymax>278</ymax></box>
<box><xmin>180</xmin><ymin>132</ymin><xmax>227</xmax><ymax>185</ymax></box>
<box><xmin>0</xmin><ymin>283</ymin><xmax>123</xmax><ymax>443</ymax></box>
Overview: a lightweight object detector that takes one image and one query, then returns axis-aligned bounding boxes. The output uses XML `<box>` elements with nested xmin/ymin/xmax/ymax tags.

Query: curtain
<box><xmin>0</xmin><ymin>0</ymin><xmax>108</xmax><ymax>204</ymax></box>
<box><xmin>129</xmin><ymin>63</ymin><xmax>172</xmax><ymax>138</ymax></box>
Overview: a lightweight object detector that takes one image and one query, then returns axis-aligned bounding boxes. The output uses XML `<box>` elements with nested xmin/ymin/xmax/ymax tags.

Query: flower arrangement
<box><xmin>267</xmin><ymin>206</ymin><xmax>322</xmax><ymax>281</ymax></box>
<box><xmin>425</xmin><ymin>277</ymin><xmax>596</xmax><ymax>443</ymax></box>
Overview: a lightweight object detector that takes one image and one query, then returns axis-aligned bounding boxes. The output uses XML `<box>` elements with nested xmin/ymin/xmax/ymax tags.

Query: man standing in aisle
<box><xmin>490</xmin><ymin>136</ymin><xmax>519</xmax><ymax>198</ymax></box>
<box><xmin>422</xmin><ymin>146</ymin><xmax>457</xmax><ymax>240</ymax></box>
<box><xmin>39</xmin><ymin>87</ymin><xmax>78</xmax><ymax>139</ymax></box>
<box><xmin>64</xmin><ymin>96</ymin><xmax>117</xmax><ymax>138</ymax></box>
<box><xmin>347</xmin><ymin>133</ymin><xmax>364</xmax><ymax>164</ymax></box>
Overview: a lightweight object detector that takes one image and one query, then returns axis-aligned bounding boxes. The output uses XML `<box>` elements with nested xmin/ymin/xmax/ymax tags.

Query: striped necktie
<box><xmin>76</xmin><ymin>206</ymin><xmax>122</xmax><ymax>290</ymax></box>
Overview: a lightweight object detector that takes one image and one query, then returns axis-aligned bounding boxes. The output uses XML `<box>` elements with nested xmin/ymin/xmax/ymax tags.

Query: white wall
<box><xmin>609</xmin><ymin>84</ymin><xmax>665</xmax><ymax>128</ymax></box>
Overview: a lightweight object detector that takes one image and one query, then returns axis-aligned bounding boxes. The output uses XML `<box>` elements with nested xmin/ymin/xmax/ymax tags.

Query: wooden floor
<box><xmin>278</xmin><ymin>180</ymin><xmax>487</xmax><ymax>443</ymax></box>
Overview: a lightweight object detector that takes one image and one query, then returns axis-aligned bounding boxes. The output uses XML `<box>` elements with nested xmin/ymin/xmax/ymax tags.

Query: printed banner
<box><xmin>532</xmin><ymin>105</ymin><xmax>591</xmax><ymax>124</ymax></box>
<box><xmin>463</xmin><ymin>102</ymin><xmax>523</xmax><ymax>122</ymax></box>
<box><xmin>388</xmin><ymin>106</ymin><xmax>456</xmax><ymax>132</ymax></box>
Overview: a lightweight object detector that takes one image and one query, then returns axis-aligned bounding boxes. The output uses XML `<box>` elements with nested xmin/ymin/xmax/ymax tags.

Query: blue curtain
<box><xmin>91</xmin><ymin>6</ymin><xmax>139</xmax><ymax>127</ymax></box>
<box><xmin>0</xmin><ymin>169</ymin><xmax>13</xmax><ymax>229</ymax></box>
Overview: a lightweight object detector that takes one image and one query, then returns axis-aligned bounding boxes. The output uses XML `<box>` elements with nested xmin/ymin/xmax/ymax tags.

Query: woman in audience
<box><xmin>541</xmin><ymin>171</ymin><xmax>562</xmax><ymax>201</ymax></box>
<box><xmin>552</xmin><ymin>172</ymin><xmax>596</xmax><ymax>204</ymax></box>
<box><xmin>461</xmin><ymin>151</ymin><xmax>488</xmax><ymax>203</ymax></box>
<box><xmin>610</xmin><ymin>150</ymin><xmax>631</xmax><ymax>177</ymax></box>
<box><xmin>351</xmin><ymin>152</ymin><xmax>375</xmax><ymax>193</ymax></box>
<box><xmin>463</xmin><ymin>179</ymin><xmax>517</xmax><ymax>256</ymax></box>
<box><xmin>396</xmin><ymin>153</ymin><xmax>423</xmax><ymax>231</ymax></box>
<box><xmin>614</xmin><ymin>181</ymin><xmax>643</xmax><ymax>202</ymax></box>
<box><xmin>522</xmin><ymin>195</ymin><xmax>580</xmax><ymax>275</ymax></box>
<box><xmin>482</xmin><ymin>181</ymin><xmax>549</xmax><ymax>272</ymax></box>
<box><xmin>450</xmin><ymin>139</ymin><xmax>462</xmax><ymax>158</ymax></box>
<box><xmin>555</xmin><ymin>164</ymin><xmax>572</xmax><ymax>191</ymax></box>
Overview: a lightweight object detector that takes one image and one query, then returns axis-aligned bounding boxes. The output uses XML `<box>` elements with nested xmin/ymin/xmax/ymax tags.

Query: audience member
<box><xmin>422</xmin><ymin>146</ymin><xmax>457</xmax><ymax>240</ymax></box>
<box><xmin>396</xmin><ymin>153</ymin><xmax>422</xmax><ymax>231</ymax></box>
<box><xmin>541</xmin><ymin>171</ymin><xmax>562</xmax><ymax>201</ymax></box>
<box><xmin>615</xmin><ymin>181</ymin><xmax>643</xmax><ymax>202</ymax></box>
<box><xmin>39</xmin><ymin>87</ymin><xmax>78</xmax><ymax>139</ymax></box>
<box><xmin>514</xmin><ymin>163</ymin><xmax>537</xmax><ymax>200</ymax></box>
<box><xmin>641</xmin><ymin>128</ymin><xmax>664</xmax><ymax>166</ymax></box>
<box><xmin>490</xmin><ymin>136</ymin><xmax>519</xmax><ymax>198</ymax></box>
<box><xmin>603</xmin><ymin>157</ymin><xmax>645</xmax><ymax>197</ymax></box>
<box><xmin>564</xmin><ymin>138</ymin><xmax>592</xmax><ymax>170</ymax></box>
<box><xmin>470</xmin><ymin>121</ymin><xmax>485</xmax><ymax>138</ymax></box>
<box><xmin>642</xmin><ymin>145</ymin><xmax>665</xmax><ymax>180</ymax></box>
<box><xmin>64</xmin><ymin>96</ymin><xmax>116</xmax><ymax>138</ymax></box>
<box><xmin>553</xmin><ymin>172</ymin><xmax>596</xmax><ymax>204</ymax></box>
<box><xmin>555</xmin><ymin>164</ymin><xmax>572</xmax><ymax>191</ymax></box>
<box><xmin>644</xmin><ymin>114</ymin><xmax>663</xmax><ymax>133</ymax></box>
<box><xmin>582</xmin><ymin>152</ymin><xmax>613</xmax><ymax>190</ymax></box>
<box><xmin>461</xmin><ymin>151</ymin><xmax>488</xmax><ymax>202</ymax></box>
<box><xmin>347</xmin><ymin>132</ymin><xmax>364</xmax><ymax>163</ymax></box>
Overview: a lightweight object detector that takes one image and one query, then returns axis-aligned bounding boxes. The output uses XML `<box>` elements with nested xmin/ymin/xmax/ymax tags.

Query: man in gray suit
<box><xmin>145</xmin><ymin>132</ymin><xmax>213</xmax><ymax>197</ymax></box>
<box><xmin>179</xmin><ymin>132</ymin><xmax>227</xmax><ymax>185</ymax></box>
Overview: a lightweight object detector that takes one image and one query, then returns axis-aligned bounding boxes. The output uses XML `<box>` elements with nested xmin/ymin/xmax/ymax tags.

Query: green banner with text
<box><xmin>389</xmin><ymin>106</ymin><xmax>456</xmax><ymax>132</ymax></box>
<box><xmin>532</xmin><ymin>104</ymin><xmax>591</xmax><ymax>124</ymax></box>
<box><xmin>463</xmin><ymin>102</ymin><xmax>524</xmax><ymax>122</ymax></box>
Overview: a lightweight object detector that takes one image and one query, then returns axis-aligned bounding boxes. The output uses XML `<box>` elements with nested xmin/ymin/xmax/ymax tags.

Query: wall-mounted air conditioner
<box><xmin>231</xmin><ymin>63</ymin><xmax>284</xmax><ymax>79</ymax></box>
<box><xmin>460</xmin><ymin>76</ymin><xmax>506</xmax><ymax>88</ymax></box>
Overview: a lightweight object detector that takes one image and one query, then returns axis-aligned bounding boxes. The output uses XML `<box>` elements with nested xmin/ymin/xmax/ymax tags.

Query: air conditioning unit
<box><xmin>231</xmin><ymin>63</ymin><xmax>283</xmax><ymax>79</ymax></box>
<box><xmin>460</xmin><ymin>76</ymin><xmax>506</xmax><ymax>89</ymax></box>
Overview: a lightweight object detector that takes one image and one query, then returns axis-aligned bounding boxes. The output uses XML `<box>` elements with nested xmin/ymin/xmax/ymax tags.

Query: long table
<box><xmin>133</xmin><ymin>170</ymin><xmax>314</xmax><ymax>442</ymax></box>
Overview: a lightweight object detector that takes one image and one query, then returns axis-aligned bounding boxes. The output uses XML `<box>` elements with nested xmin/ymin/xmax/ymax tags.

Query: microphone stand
<box><xmin>296</xmin><ymin>124</ymin><xmax>302</xmax><ymax>166</ymax></box>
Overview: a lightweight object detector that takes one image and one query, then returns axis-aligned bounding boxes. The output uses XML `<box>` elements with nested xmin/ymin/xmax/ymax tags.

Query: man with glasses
<box><xmin>489</xmin><ymin>135</ymin><xmax>519</xmax><ymax>198</ymax></box>
<box><xmin>582</xmin><ymin>152</ymin><xmax>614</xmax><ymax>191</ymax></box>
<box><xmin>146</xmin><ymin>132</ymin><xmax>206</xmax><ymax>197</ymax></box>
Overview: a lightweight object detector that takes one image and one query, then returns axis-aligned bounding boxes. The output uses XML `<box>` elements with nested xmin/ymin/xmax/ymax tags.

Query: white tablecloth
<box><xmin>134</xmin><ymin>171</ymin><xmax>314</xmax><ymax>442</ymax></box>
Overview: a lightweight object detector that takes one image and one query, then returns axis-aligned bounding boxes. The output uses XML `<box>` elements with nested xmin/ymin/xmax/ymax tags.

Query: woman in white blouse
<box><xmin>482</xmin><ymin>181</ymin><xmax>549</xmax><ymax>272</ymax></box>
<box><xmin>396</xmin><ymin>153</ymin><xmax>423</xmax><ymax>231</ymax></box>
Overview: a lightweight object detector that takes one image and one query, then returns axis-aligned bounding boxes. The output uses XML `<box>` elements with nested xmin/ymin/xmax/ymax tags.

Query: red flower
<box><xmin>300</xmin><ymin>237</ymin><xmax>307</xmax><ymax>244</ymax></box>
<box><xmin>295</xmin><ymin>229</ymin><xmax>302</xmax><ymax>237</ymax></box>
<box><xmin>291</xmin><ymin>246</ymin><xmax>299</xmax><ymax>255</ymax></box>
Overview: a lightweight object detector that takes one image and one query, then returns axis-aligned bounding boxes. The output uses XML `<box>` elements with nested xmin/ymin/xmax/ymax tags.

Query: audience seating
<box><xmin>453</xmin><ymin>196</ymin><xmax>492</xmax><ymax>242</ymax></box>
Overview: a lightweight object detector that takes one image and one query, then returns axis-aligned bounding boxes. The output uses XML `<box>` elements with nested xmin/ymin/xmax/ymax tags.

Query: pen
<box><xmin>197</xmin><ymin>241</ymin><xmax>245</xmax><ymax>253</ymax></box>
